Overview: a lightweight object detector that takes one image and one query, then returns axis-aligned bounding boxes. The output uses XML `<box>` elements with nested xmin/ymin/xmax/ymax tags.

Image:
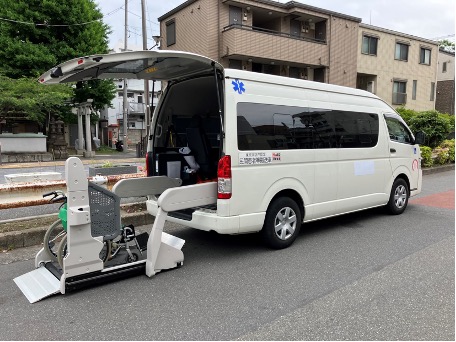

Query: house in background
<box><xmin>435</xmin><ymin>48</ymin><xmax>455</xmax><ymax>115</ymax></box>
<box><xmin>158</xmin><ymin>0</ymin><xmax>440</xmax><ymax>112</ymax></box>
<box><xmin>158</xmin><ymin>0</ymin><xmax>361</xmax><ymax>87</ymax></box>
<box><xmin>97</xmin><ymin>42</ymin><xmax>162</xmax><ymax>147</ymax></box>
<box><xmin>357</xmin><ymin>24</ymin><xmax>439</xmax><ymax>111</ymax></box>
<box><xmin>99</xmin><ymin>78</ymin><xmax>161</xmax><ymax>147</ymax></box>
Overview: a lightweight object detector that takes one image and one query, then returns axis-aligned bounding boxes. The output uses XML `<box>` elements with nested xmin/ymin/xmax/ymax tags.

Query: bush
<box><xmin>420</xmin><ymin>146</ymin><xmax>433</xmax><ymax>167</ymax></box>
<box><xmin>396</xmin><ymin>107</ymin><xmax>417</xmax><ymax>127</ymax></box>
<box><xmin>439</xmin><ymin>139</ymin><xmax>455</xmax><ymax>163</ymax></box>
<box><xmin>433</xmin><ymin>147</ymin><xmax>450</xmax><ymax>165</ymax></box>
<box><xmin>409</xmin><ymin>110</ymin><xmax>451</xmax><ymax>148</ymax></box>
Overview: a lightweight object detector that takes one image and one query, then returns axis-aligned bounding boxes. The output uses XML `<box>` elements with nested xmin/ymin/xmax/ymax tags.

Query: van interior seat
<box><xmin>186</xmin><ymin>115</ymin><xmax>216</xmax><ymax>180</ymax></box>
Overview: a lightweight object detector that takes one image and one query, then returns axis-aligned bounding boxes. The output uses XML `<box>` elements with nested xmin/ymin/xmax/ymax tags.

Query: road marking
<box><xmin>410</xmin><ymin>190</ymin><xmax>455</xmax><ymax>210</ymax></box>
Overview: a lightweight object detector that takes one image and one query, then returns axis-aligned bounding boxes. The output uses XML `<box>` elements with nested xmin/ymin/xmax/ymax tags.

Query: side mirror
<box><xmin>414</xmin><ymin>131</ymin><xmax>426</xmax><ymax>145</ymax></box>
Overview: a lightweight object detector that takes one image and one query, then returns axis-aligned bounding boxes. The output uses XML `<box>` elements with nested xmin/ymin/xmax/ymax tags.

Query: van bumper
<box><xmin>146</xmin><ymin>199</ymin><xmax>265</xmax><ymax>235</ymax></box>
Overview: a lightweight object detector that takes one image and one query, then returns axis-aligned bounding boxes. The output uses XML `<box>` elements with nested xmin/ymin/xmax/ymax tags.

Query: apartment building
<box><xmin>158</xmin><ymin>0</ymin><xmax>361</xmax><ymax>87</ymax></box>
<box><xmin>357</xmin><ymin>24</ymin><xmax>439</xmax><ymax>111</ymax></box>
<box><xmin>435</xmin><ymin>48</ymin><xmax>455</xmax><ymax>115</ymax></box>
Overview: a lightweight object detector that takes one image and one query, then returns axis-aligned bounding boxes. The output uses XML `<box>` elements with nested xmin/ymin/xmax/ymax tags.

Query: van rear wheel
<box><xmin>262</xmin><ymin>197</ymin><xmax>301</xmax><ymax>249</ymax></box>
<box><xmin>387</xmin><ymin>178</ymin><xmax>409</xmax><ymax>215</ymax></box>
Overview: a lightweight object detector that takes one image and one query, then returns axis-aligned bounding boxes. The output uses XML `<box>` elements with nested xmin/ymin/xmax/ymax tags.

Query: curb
<box><xmin>422</xmin><ymin>163</ymin><xmax>455</xmax><ymax>175</ymax></box>
<box><xmin>0</xmin><ymin>164</ymin><xmax>454</xmax><ymax>250</ymax></box>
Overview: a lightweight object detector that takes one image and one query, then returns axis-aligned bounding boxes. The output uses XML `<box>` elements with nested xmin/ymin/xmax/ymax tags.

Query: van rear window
<box><xmin>237</xmin><ymin>103</ymin><xmax>378</xmax><ymax>150</ymax></box>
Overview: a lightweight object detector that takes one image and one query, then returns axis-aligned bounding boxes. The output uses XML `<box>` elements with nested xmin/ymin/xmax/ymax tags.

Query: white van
<box><xmin>40</xmin><ymin>50</ymin><xmax>424</xmax><ymax>249</ymax></box>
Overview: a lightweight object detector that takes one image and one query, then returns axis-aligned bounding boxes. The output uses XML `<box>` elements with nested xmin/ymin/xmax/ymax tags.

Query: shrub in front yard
<box><xmin>439</xmin><ymin>139</ymin><xmax>455</xmax><ymax>163</ymax></box>
<box><xmin>420</xmin><ymin>146</ymin><xmax>433</xmax><ymax>167</ymax></box>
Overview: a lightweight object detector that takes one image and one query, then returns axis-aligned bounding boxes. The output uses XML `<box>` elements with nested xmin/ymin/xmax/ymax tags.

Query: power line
<box><xmin>0</xmin><ymin>1</ymin><xmax>132</xmax><ymax>27</ymax></box>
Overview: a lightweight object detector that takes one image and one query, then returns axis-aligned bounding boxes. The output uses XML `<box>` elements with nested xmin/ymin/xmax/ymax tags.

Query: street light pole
<box><xmin>122</xmin><ymin>0</ymin><xmax>129</xmax><ymax>152</ymax></box>
<box><xmin>141</xmin><ymin>0</ymin><xmax>150</xmax><ymax>142</ymax></box>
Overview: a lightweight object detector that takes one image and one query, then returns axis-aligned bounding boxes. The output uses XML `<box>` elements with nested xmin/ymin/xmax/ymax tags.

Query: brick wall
<box><xmin>435</xmin><ymin>80</ymin><xmax>455</xmax><ymax>115</ymax></box>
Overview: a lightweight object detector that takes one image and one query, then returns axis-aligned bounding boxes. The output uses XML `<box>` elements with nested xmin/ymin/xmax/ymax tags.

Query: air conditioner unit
<box><xmin>367</xmin><ymin>81</ymin><xmax>375</xmax><ymax>94</ymax></box>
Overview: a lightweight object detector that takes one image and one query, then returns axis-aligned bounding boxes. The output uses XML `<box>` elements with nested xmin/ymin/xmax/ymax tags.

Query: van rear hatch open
<box><xmin>39</xmin><ymin>50</ymin><xmax>223</xmax><ymax>84</ymax></box>
<box><xmin>39</xmin><ymin>50</ymin><xmax>225</xmax><ymax>223</ymax></box>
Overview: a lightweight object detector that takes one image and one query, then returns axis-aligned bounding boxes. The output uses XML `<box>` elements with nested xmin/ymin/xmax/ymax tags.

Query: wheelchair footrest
<box><xmin>136</xmin><ymin>232</ymin><xmax>149</xmax><ymax>252</ymax></box>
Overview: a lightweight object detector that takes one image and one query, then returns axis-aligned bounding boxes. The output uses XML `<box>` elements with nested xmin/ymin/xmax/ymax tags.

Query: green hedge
<box><xmin>419</xmin><ymin>139</ymin><xmax>455</xmax><ymax>167</ymax></box>
<box><xmin>396</xmin><ymin>108</ymin><xmax>454</xmax><ymax>148</ymax></box>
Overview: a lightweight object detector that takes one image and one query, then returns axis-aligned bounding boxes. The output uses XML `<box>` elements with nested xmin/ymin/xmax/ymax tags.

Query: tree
<box><xmin>0</xmin><ymin>0</ymin><xmax>115</xmax><ymax>123</ymax></box>
<box><xmin>438</xmin><ymin>39</ymin><xmax>455</xmax><ymax>53</ymax></box>
<box><xmin>0</xmin><ymin>75</ymin><xmax>72</xmax><ymax>128</ymax></box>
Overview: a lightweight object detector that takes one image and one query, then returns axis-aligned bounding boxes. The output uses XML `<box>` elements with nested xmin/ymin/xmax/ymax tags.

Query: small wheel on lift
<box><xmin>126</xmin><ymin>253</ymin><xmax>139</xmax><ymax>263</ymax></box>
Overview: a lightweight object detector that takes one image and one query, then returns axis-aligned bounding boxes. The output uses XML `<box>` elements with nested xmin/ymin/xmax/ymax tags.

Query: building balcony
<box><xmin>222</xmin><ymin>24</ymin><xmax>329</xmax><ymax>67</ymax></box>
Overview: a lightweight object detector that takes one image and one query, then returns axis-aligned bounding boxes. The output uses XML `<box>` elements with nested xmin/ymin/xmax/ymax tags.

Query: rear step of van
<box><xmin>169</xmin><ymin>204</ymin><xmax>217</xmax><ymax>221</ymax></box>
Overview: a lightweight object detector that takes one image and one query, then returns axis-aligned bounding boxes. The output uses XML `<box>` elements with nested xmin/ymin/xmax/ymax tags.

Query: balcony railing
<box><xmin>223</xmin><ymin>24</ymin><xmax>326</xmax><ymax>44</ymax></box>
<box><xmin>392</xmin><ymin>92</ymin><xmax>407</xmax><ymax>105</ymax></box>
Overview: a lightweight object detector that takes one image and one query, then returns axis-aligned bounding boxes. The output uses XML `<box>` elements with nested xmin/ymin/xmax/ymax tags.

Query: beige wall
<box><xmin>437</xmin><ymin>50</ymin><xmax>455</xmax><ymax>81</ymax></box>
<box><xmin>160</xmin><ymin>0</ymin><xmax>219</xmax><ymax>60</ymax></box>
<box><xmin>357</xmin><ymin>25</ymin><xmax>438</xmax><ymax>111</ymax></box>
<box><xmin>328</xmin><ymin>17</ymin><xmax>359</xmax><ymax>87</ymax></box>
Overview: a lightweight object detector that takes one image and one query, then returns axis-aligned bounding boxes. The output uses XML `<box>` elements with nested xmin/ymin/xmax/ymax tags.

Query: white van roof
<box><xmin>224</xmin><ymin>68</ymin><xmax>379</xmax><ymax>101</ymax></box>
<box><xmin>38</xmin><ymin>50</ymin><xmax>222</xmax><ymax>84</ymax></box>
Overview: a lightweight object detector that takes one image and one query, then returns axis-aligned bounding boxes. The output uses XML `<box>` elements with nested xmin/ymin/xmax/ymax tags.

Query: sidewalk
<box><xmin>0</xmin><ymin>149</ymin><xmax>144</xmax><ymax>169</ymax></box>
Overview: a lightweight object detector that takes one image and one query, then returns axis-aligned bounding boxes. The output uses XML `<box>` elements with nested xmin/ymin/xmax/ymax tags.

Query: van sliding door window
<box><xmin>237</xmin><ymin>103</ymin><xmax>379</xmax><ymax>150</ymax></box>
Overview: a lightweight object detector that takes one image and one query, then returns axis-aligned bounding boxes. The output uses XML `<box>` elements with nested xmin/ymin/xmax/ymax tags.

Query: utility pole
<box><xmin>122</xmin><ymin>0</ymin><xmax>129</xmax><ymax>152</ymax></box>
<box><xmin>141</xmin><ymin>0</ymin><xmax>151</xmax><ymax>142</ymax></box>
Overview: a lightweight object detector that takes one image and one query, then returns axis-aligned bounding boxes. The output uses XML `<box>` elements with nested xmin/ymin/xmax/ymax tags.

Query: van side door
<box><xmin>384</xmin><ymin>113</ymin><xmax>420</xmax><ymax>193</ymax></box>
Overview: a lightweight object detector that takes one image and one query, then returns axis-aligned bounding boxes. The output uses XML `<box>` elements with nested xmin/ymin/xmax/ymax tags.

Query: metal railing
<box><xmin>392</xmin><ymin>92</ymin><xmax>407</xmax><ymax>105</ymax></box>
<box><xmin>223</xmin><ymin>24</ymin><xmax>326</xmax><ymax>44</ymax></box>
<box><xmin>0</xmin><ymin>173</ymin><xmax>145</xmax><ymax>209</ymax></box>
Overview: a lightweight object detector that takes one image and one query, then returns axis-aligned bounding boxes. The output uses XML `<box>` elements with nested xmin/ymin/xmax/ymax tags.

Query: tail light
<box><xmin>217</xmin><ymin>155</ymin><xmax>232</xmax><ymax>199</ymax></box>
<box><xmin>145</xmin><ymin>152</ymin><xmax>153</xmax><ymax>177</ymax></box>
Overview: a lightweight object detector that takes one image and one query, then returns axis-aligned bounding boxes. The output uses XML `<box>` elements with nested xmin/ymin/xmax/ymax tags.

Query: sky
<box><xmin>95</xmin><ymin>0</ymin><xmax>455</xmax><ymax>50</ymax></box>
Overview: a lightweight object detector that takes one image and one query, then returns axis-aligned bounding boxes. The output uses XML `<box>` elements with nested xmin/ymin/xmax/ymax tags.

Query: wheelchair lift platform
<box><xmin>14</xmin><ymin>157</ymin><xmax>216</xmax><ymax>303</ymax></box>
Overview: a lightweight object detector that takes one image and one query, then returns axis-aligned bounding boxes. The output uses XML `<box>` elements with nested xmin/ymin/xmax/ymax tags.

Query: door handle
<box><xmin>390</xmin><ymin>148</ymin><xmax>396</xmax><ymax>153</ymax></box>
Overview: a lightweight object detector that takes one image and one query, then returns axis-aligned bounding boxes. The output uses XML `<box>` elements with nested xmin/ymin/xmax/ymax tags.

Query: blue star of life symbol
<box><xmin>232</xmin><ymin>79</ymin><xmax>245</xmax><ymax>94</ymax></box>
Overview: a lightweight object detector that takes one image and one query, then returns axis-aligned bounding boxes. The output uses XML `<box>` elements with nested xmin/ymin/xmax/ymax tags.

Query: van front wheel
<box><xmin>262</xmin><ymin>197</ymin><xmax>302</xmax><ymax>249</ymax></box>
<box><xmin>387</xmin><ymin>178</ymin><xmax>409</xmax><ymax>215</ymax></box>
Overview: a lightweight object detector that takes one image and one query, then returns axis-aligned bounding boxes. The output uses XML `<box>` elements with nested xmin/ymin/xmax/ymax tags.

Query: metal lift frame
<box><xmin>14</xmin><ymin>157</ymin><xmax>217</xmax><ymax>303</ymax></box>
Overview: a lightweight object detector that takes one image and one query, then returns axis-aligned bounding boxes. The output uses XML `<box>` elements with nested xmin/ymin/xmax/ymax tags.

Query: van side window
<box><xmin>384</xmin><ymin>114</ymin><xmax>413</xmax><ymax>144</ymax></box>
<box><xmin>237</xmin><ymin>103</ymin><xmax>379</xmax><ymax>150</ymax></box>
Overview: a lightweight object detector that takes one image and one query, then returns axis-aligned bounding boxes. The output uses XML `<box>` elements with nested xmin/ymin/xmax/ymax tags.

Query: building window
<box><xmin>419</xmin><ymin>47</ymin><xmax>431</xmax><ymax>65</ymax></box>
<box><xmin>166</xmin><ymin>20</ymin><xmax>176</xmax><ymax>46</ymax></box>
<box><xmin>412</xmin><ymin>80</ymin><xmax>417</xmax><ymax>100</ymax></box>
<box><xmin>430</xmin><ymin>82</ymin><xmax>435</xmax><ymax>101</ymax></box>
<box><xmin>362</xmin><ymin>35</ymin><xmax>378</xmax><ymax>55</ymax></box>
<box><xmin>392</xmin><ymin>81</ymin><xmax>407</xmax><ymax>105</ymax></box>
<box><xmin>395</xmin><ymin>43</ymin><xmax>409</xmax><ymax>61</ymax></box>
<box><xmin>229</xmin><ymin>59</ymin><xmax>242</xmax><ymax>70</ymax></box>
<box><xmin>443</xmin><ymin>62</ymin><xmax>447</xmax><ymax>72</ymax></box>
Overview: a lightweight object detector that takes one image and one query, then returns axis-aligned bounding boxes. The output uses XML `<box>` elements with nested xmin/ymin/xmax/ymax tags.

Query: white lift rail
<box><xmin>14</xmin><ymin>157</ymin><xmax>216</xmax><ymax>303</ymax></box>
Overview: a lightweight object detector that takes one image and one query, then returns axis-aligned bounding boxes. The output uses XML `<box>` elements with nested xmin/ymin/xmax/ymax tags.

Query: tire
<box><xmin>387</xmin><ymin>178</ymin><xmax>409</xmax><ymax>215</ymax></box>
<box><xmin>262</xmin><ymin>197</ymin><xmax>302</xmax><ymax>249</ymax></box>
<box><xmin>57</xmin><ymin>235</ymin><xmax>112</xmax><ymax>269</ymax></box>
<box><xmin>43</xmin><ymin>219</ymin><xmax>66</xmax><ymax>262</ymax></box>
<box><xmin>126</xmin><ymin>253</ymin><xmax>139</xmax><ymax>263</ymax></box>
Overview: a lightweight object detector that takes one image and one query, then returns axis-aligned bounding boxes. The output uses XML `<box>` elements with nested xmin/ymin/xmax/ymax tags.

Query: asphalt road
<box><xmin>0</xmin><ymin>170</ymin><xmax>454</xmax><ymax>340</ymax></box>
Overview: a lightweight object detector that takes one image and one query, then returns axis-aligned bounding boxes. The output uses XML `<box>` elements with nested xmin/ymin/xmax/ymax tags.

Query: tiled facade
<box><xmin>435</xmin><ymin>49</ymin><xmax>455</xmax><ymax>115</ymax></box>
<box><xmin>357</xmin><ymin>24</ymin><xmax>438</xmax><ymax>111</ymax></box>
<box><xmin>158</xmin><ymin>0</ymin><xmax>360</xmax><ymax>87</ymax></box>
<box><xmin>158</xmin><ymin>1</ymin><xmax>440</xmax><ymax>110</ymax></box>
